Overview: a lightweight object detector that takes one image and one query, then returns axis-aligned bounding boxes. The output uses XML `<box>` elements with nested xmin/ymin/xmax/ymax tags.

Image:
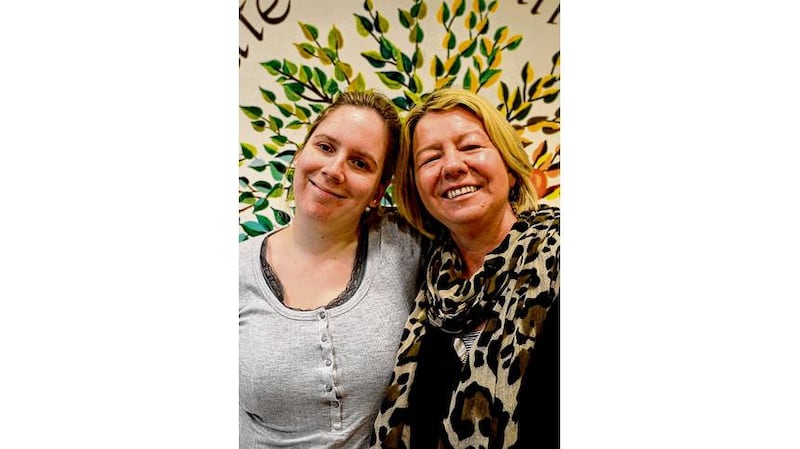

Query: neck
<box><xmin>449</xmin><ymin>208</ymin><xmax>517</xmax><ymax>278</ymax></box>
<box><xmin>287</xmin><ymin>214</ymin><xmax>361</xmax><ymax>256</ymax></box>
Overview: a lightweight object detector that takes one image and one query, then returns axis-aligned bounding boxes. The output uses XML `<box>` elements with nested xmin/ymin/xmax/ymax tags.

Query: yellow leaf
<box><xmin>458</xmin><ymin>38</ymin><xmax>474</xmax><ymax>54</ymax></box>
<box><xmin>496</xmin><ymin>28</ymin><xmax>508</xmax><ymax>46</ymax></box>
<box><xmin>482</xmin><ymin>36</ymin><xmax>493</xmax><ymax>53</ymax></box>
<box><xmin>435</xmin><ymin>75</ymin><xmax>455</xmax><ymax>89</ymax></box>
<box><xmin>472</xmin><ymin>0</ymin><xmax>481</xmax><ymax>13</ymax></box>
<box><xmin>437</xmin><ymin>3</ymin><xmax>446</xmax><ymax>24</ymax></box>
<box><xmin>525</xmin><ymin>64</ymin><xmax>534</xmax><ymax>84</ymax></box>
<box><xmin>453</xmin><ymin>0</ymin><xmax>464</xmax><ymax>15</ymax></box>
<box><xmin>544</xmin><ymin>186</ymin><xmax>560</xmax><ymax>201</ymax></box>
<box><xmin>444</xmin><ymin>55</ymin><xmax>458</xmax><ymax>73</ymax></box>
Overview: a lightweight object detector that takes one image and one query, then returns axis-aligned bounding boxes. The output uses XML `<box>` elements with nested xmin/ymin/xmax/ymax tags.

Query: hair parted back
<box><xmin>394</xmin><ymin>88</ymin><xmax>539</xmax><ymax>238</ymax></box>
<box><xmin>296</xmin><ymin>90</ymin><xmax>402</xmax><ymax>188</ymax></box>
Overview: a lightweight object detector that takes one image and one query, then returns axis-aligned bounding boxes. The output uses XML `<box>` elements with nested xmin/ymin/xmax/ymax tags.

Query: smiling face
<box><xmin>412</xmin><ymin>108</ymin><xmax>517</xmax><ymax>235</ymax></box>
<box><xmin>293</xmin><ymin>105</ymin><xmax>389</xmax><ymax>226</ymax></box>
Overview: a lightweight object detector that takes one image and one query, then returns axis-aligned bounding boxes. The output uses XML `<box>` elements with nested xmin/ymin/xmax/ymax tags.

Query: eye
<box><xmin>351</xmin><ymin>158</ymin><xmax>370</xmax><ymax>170</ymax></box>
<box><xmin>416</xmin><ymin>151</ymin><xmax>440</xmax><ymax>167</ymax></box>
<box><xmin>317</xmin><ymin>142</ymin><xmax>334</xmax><ymax>153</ymax></box>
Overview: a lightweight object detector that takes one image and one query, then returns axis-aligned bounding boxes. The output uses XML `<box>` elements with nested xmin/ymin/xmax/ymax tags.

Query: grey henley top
<box><xmin>239</xmin><ymin>216</ymin><xmax>421</xmax><ymax>448</ymax></box>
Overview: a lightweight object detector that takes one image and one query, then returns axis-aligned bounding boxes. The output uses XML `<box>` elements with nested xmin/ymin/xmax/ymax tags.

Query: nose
<box><xmin>441</xmin><ymin>149</ymin><xmax>468</xmax><ymax>180</ymax></box>
<box><xmin>321</xmin><ymin>154</ymin><xmax>346</xmax><ymax>183</ymax></box>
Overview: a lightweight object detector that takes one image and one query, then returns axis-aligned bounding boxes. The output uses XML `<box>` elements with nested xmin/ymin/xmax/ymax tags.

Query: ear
<box><xmin>508</xmin><ymin>171</ymin><xmax>517</xmax><ymax>188</ymax></box>
<box><xmin>371</xmin><ymin>182</ymin><xmax>387</xmax><ymax>207</ymax></box>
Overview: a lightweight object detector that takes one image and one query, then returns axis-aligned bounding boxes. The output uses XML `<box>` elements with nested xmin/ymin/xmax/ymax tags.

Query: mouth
<box><xmin>310</xmin><ymin>179</ymin><xmax>345</xmax><ymax>199</ymax></box>
<box><xmin>443</xmin><ymin>185</ymin><xmax>479</xmax><ymax>199</ymax></box>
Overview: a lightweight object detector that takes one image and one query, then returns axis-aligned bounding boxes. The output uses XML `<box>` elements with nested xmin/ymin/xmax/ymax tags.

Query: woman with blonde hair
<box><xmin>373</xmin><ymin>88</ymin><xmax>560</xmax><ymax>449</ymax></box>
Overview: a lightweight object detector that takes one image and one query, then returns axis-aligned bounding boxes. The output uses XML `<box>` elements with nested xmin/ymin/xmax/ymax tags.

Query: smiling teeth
<box><xmin>446</xmin><ymin>186</ymin><xmax>477</xmax><ymax>199</ymax></box>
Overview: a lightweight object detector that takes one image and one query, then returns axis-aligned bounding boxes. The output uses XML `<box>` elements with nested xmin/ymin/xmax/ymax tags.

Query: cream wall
<box><xmin>239</xmin><ymin>0</ymin><xmax>560</xmax><ymax>240</ymax></box>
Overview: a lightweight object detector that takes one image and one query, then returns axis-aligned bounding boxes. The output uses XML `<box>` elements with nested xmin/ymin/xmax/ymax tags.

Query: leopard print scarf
<box><xmin>371</xmin><ymin>206</ymin><xmax>559</xmax><ymax>449</ymax></box>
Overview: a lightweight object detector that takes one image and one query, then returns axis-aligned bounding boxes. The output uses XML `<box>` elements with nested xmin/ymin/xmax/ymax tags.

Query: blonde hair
<box><xmin>395</xmin><ymin>88</ymin><xmax>538</xmax><ymax>238</ymax></box>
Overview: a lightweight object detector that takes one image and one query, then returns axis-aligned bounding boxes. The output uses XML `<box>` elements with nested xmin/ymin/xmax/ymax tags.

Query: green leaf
<box><xmin>240</xmin><ymin>142</ymin><xmax>257</xmax><ymax>159</ymax></box>
<box><xmin>446</xmin><ymin>31</ymin><xmax>456</xmax><ymax>49</ymax></box>
<box><xmin>468</xmin><ymin>11</ymin><xmax>477</xmax><ymax>28</ymax></box>
<box><xmin>282</xmin><ymin>59</ymin><xmax>298</xmax><ymax>75</ymax></box>
<box><xmin>479</xmin><ymin>68</ymin><xmax>500</xmax><ymax>85</ymax></box>
<box><xmin>398</xmin><ymin>9</ymin><xmax>412</xmax><ymax>28</ymax></box>
<box><xmin>283</xmin><ymin>84</ymin><xmax>301</xmax><ymax>101</ymax></box>
<box><xmin>433</xmin><ymin>55</ymin><xmax>445</xmax><ymax>77</ymax></box>
<box><xmin>328</xmin><ymin>25</ymin><xmax>343</xmax><ymax>50</ymax></box>
<box><xmin>253</xmin><ymin>180</ymin><xmax>272</xmax><ymax>192</ymax></box>
<box><xmin>401</xmin><ymin>53</ymin><xmax>413</xmax><ymax>74</ymax></box>
<box><xmin>239</xmin><ymin>191</ymin><xmax>256</xmax><ymax>204</ymax></box>
<box><xmin>411</xmin><ymin>1</ymin><xmax>426</xmax><ymax>18</ymax></box>
<box><xmin>413</xmin><ymin>47</ymin><xmax>424</xmax><ymax>68</ymax></box>
<box><xmin>240</xmin><ymin>105</ymin><xmax>262</xmax><ymax>120</ymax></box>
<box><xmin>267</xmin><ymin>184</ymin><xmax>284</xmax><ymax>199</ymax></box>
<box><xmin>241</xmin><ymin>220</ymin><xmax>269</xmax><ymax>236</ymax></box>
<box><xmin>379</xmin><ymin>37</ymin><xmax>393</xmax><ymax>59</ymax></box>
<box><xmin>274</xmin><ymin>209</ymin><xmax>291</xmax><ymax>226</ymax></box>
<box><xmin>455</xmin><ymin>0</ymin><xmax>466</xmax><ymax>16</ymax></box>
<box><xmin>364</xmin><ymin>0</ymin><xmax>373</xmax><ymax>11</ymax></box>
<box><xmin>494</xmin><ymin>26</ymin><xmax>508</xmax><ymax>42</ymax></box>
<box><xmin>392</xmin><ymin>95</ymin><xmax>411</xmax><ymax>110</ymax></box>
<box><xmin>294</xmin><ymin>42</ymin><xmax>315</xmax><ymax>59</ymax></box>
<box><xmin>248</xmin><ymin>158</ymin><xmax>268</xmax><ymax>172</ymax></box>
<box><xmin>275</xmin><ymin>103</ymin><xmax>294</xmax><ymax>117</ymax></box>
<box><xmin>271</xmin><ymin>135</ymin><xmax>288</xmax><ymax>146</ymax></box>
<box><xmin>299</xmin><ymin>22</ymin><xmax>319</xmax><ymax>41</ymax></box>
<box><xmin>377</xmin><ymin>71</ymin><xmax>405</xmax><ymax>90</ymax></box>
<box><xmin>256</xmin><ymin>214</ymin><xmax>275</xmax><ymax>230</ymax></box>
<box><xmin>375</xmin><ymin>12</ymin><xmax>389</xmax><ymax>33</ymax></box>
<box><xmin>239</xmin><ymin>233</ymin><xmax>248</xmax><ymax>242</ymax></box>
<box><xmin>251</xmin><ymin>120</ymin><xmax>266</xmax><ymax>132</ymax></box>
<box><xmin>500</xmin><ymin>81</ymin><xmax>510</xmax><ymax>102</ymax></box>
<box><xmin>276</xmin><ymin>149</ymin><xmax>296</xmax><ymax>161</ymax></box>
<box><xmin>263</xmin><ymin>143</ymin><xmax>279</xmax><ymax>155</ymax></box>
<box><xmin>506</xmin><ymin>35</ymin><xmax>523</xmax><ymax>50</ymax></box>
<box><xmin>447</xmin><ymin>56</ymin><xmax>461</xmax><ymax>76</ymax></box>
<box><xmin>351</xmin><ymin>73</ymin><xmax>366</xmax><ymax>91</ymax></box>
<box><xmin>254</xmin><ymin>197</ymin><xmax>269</xmax><ymax>212</ymax></box>
<box><xmin>410</xmin><ymin>73</ymin><xmax>423</xmax><ymax>94</ymax></box>
<box><xmin>354</xmin><ymin>14</ymin><xmax>372</xmax><ymax>36</ymax></box>
<box><xmin>439</xmin><ymin>3</ymin><xmax>450</xmax><ymax>24</ymax></box>
<box><xmin>286</xmin><ymin>120</ymin><xmax>303</xmax><ymax>129</ymax></box>
<box><xmin>521</xmin><ymin>62</ymin><xmax>531</xmax><ymax>84</ymax></box>
<box><xmin>312</xmin><ymin>67</ymin><xmax>328</xmax><ymax>89</ymax></box>
<box><xmin>269</xmin><ymin>160</ymin><xmax>288</xmax><ymax>179</ymax></box>
<box><xmin>411</xmin><ymin>24</ymin><xmax>424</xmax><ymax>43</ymax></box>
<box><xmin>268</xmin><ymin>115</ymin><xmax>284</xmax><ymax>130</ymax></box>
<box><xmin>478</xmin><ymin>0</ymin><xmax>486</xmax><ymax>13</ymax></box>
<box><xmin>361</xmin><ymin>50</ymin><xmax>386</xmax><ymax>68</ymax></box>
<box><xmin>310</xmin><ymin>103</ymin><xmax>326</xmax><ymax>113</ymax></box>
<box><xmin>261</xmin><ymin>60</ymin><xmax>281</xmax><ymax>75</ymax></box>
<box><xmin>298</xmin><ymin>66</ymin><xmax>313</xmax><ymax>84</ymax></box>
<box><xmin>462</xmin><ymin>39</ymin><xmax>478</xmax><ymax>57</ymax></box>
<box><xmin>295</xmin><ymin>105</ymin><xmax>311</xmax><ymax>121</ymax></box>
<box><xmin>239</xmin><ymin>176</ymin><xmax>250</xmax><ymax>189</ymax></box>
<box><xmin>325</xmin><ymin>78</ymin><xmax>339</xmax><ymax>96</ymax></box>
<box><xmin>259</xmin><ymin>87</ymin><xmax>276</xmax><ymax>103</ymax></box>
